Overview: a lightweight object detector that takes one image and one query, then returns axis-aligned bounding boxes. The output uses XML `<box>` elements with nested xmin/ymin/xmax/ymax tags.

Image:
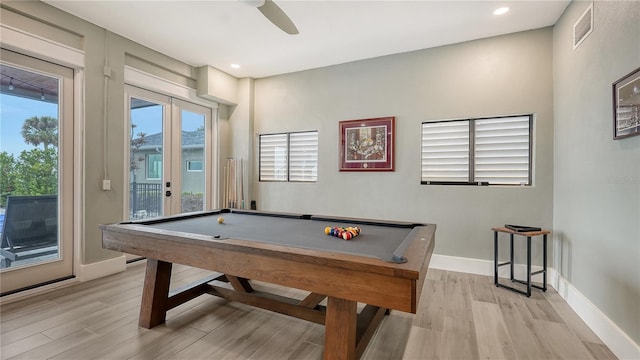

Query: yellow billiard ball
<box><xmin>217</xmin><ymin>217</ymin><xmax>224</xmax><ymax>224</ymax></box>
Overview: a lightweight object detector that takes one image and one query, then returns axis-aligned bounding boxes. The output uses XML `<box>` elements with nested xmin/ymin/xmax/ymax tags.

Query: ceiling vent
<box><xmin>573</xmin><ymin>3</ymin><xmax>593</xmax><ymax>50</ymax></box>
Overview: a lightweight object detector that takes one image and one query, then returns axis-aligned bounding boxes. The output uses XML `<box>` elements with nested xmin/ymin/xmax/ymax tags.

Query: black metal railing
<box><xmin>130</xmin><ymin>182</ymin><xmax>162</xmax><ymax>219</ymax></box>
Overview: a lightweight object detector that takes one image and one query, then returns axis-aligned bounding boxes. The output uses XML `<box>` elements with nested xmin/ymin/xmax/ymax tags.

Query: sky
<box><xmin>0</xmin><ymin>94</ymin><xmax>58</xmax><ymax>155</ymax></box>
<box><xmin>130</xmin><ymin>104</ymin><xmax>204</xmax><ymax>139</ymax></box>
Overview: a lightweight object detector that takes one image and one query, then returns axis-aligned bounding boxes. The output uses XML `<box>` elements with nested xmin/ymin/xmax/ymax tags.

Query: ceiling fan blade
<box><xmin>257</xmin><ymin>0</ymin><xmax>299</xmax><ymax>35</ymax></box>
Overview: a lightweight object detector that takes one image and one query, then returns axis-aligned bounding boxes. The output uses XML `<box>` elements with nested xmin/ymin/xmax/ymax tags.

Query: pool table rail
<box><xmin>102</xmin><ymin>221</ymin><xmax>434</xmax><ymax>313</ymax></box>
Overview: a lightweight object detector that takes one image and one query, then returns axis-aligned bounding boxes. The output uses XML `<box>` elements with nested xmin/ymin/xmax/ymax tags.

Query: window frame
<box><xmin>186</xmin><ymin>160</ymin><xmax>203</xmax><ymax>172</ymax></box>
<box><xmin>259</xmin><ymin>130</ymin><xmax>319</xmax><ymax>183</ymax></box>
<box><xmin>146</xmin><ymin>153</ymin><xmax>162</xmax><ymax>180</ymax></box>
<box><xmin>421</xmin><ymin>114</ymin><xmax>533</xmax><ymax>186</ymax></box>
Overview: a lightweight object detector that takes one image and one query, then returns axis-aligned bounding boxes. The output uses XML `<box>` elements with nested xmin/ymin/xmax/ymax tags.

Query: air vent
<box><xmin>573</xmin><ymin>3</ymin><xmax>593</xmax><ymax>50</ymax></box>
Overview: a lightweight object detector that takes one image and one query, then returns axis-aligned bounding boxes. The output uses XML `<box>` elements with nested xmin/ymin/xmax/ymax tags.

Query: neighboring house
<box><xmin>129</xmin><ymin>130</ymin><xmax>206</xmax><ymax>218</ymax></box>
<box><xmin>130</xmin><ymin>130</ymin><xmax>205</xmax><ymax>195</ymax></box>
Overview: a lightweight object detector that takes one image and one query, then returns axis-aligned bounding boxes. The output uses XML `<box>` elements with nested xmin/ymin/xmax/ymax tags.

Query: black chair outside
<box><xmin>0</xmin><ymin>195</ymin><xmax>58</xmax><ymax>268</ymax></box>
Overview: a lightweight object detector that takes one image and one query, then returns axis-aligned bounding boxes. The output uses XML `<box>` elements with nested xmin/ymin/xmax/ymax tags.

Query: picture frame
<box><xmin>339</xmin><ymin>116</ymin><xmax>395</xmax><ymax>171</ymax></box>
<box><xmin>613</xmin><ymin>67</ymin><xmax>640</xmax><ymax>140</ymax></box>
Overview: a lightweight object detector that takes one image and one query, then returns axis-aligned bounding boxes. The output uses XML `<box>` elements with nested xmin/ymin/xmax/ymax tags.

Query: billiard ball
<box><xmin>217</xmin><ymin>217</ymin><xmax>224</xmax><ymax>224</ymax></box>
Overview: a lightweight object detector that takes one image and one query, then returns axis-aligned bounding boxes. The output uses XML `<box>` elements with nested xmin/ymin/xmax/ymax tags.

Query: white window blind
<box><xmin>259</xmin><ymin>133</ymin><xmax>288</xmax><ymax>181</ymax></box>
<box><xmin>259</xmin><ymin>131</ymin><xmax>318</xmax><ymax>182</ymax></box>
<box><xmin>475</xmin><ymin>116</ymin><xmax>530</xmax><ymax>185</ymax></box>
<box><xmin>289</xmin><ymin>131</ymin><xmax>318</xmax><ymax>182</ymax></box>
<box><xmin>421</xmin><ymin>115</ymin><xmax>532</xmax><ymax>185</ymax></box>
<box><xmin>421</xmin><ymin>121</ymin><xmax>470</xmax><ymax>182</ymax></box>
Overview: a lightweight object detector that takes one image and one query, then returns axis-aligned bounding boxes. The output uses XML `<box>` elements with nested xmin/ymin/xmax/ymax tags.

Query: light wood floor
<box><xmin>0</xmin><ymin>263</ymin><xmax>617</xmax><ymax>360</ymax></box>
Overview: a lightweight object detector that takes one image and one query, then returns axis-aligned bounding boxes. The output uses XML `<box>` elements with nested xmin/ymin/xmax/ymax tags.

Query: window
<box><xmin>289</xmin><ymin>132</ymin><xmax>319</xmax><ymax>181</ymax></box>
<box><xmin>147</xmin><ymin>153</ymin><xmax>162</xmax><ymax>180</ymax></box>
<box><xmin>259</xmin><ymin>131</ymin><xmax>318</xmax><ymax>182</ymax></box>
<box><xmin>186</xmin><ymin>160</ymin><xmax>203</xmax><ymax>172</ymax></box>
<box><xmin>421</xmin><ymin>115</ymin><xmax>532</xmax><ymax>186</ymax></box>
<box><xmin>259</xmin><ymin>133</ymin><xmax>288</xmax><ymax>181</ymax></box>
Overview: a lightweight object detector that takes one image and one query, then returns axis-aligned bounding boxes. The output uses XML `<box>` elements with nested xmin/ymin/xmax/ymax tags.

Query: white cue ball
<box><xmin>217</xmin><ymin>217</ymin><xmax>224</xmax><ymax>224</ymax></box>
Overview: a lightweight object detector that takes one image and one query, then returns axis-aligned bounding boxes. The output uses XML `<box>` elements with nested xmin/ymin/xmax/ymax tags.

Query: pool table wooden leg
<box><xmin>324</xmin><ymin>297</ymin><xmax>357</xmax><ymax>360</ymax></box>
<box><xmin>139</xmin><ymin>259</ymin><xmax>172</xmax><ymax>328</ymax></box>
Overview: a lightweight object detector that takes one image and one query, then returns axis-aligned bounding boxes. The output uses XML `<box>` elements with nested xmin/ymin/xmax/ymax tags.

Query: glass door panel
<box><xmin>0</xmin><ymin>49</ymin><xmax>74</xmax><ymax>294</ymax></box>
<box><xmin>128</xmin><ymin>90</ymin><xmax>169</xmax><ymax>220</ymax></box>
<box><xmin>179</xmin><ymin>107</ymin><xmax>206</xmax><ymax>213</ymax></box>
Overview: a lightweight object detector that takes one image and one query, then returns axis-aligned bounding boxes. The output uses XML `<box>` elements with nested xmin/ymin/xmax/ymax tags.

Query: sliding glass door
<box><xmin>0</xmin><ymin>49</ymin><xmax>74</xmax><ymax>294</ymax></box>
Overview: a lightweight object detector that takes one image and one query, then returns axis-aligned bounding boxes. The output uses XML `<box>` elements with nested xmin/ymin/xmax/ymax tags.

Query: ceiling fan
<box><xmin>246</xmin><ymin>0</ymin><xmax>299</xmax><ymax>35</ymax></box>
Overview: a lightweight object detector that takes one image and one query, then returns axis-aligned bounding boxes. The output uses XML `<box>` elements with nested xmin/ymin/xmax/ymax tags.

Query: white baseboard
<box><xmin>430</xmin><ymin>253</ymin><xmax>547</xmax><ymax>282</ymax></box>
<box><xmin>550</xmin><ymin>271</ymin><xmax>640</xmax><ymax>360</ymax></box>
<box><xmin>430</xmin><ymin>254</ymin><xmax>640</xmax><ymax>360</ymax></box>
<box><xmin>430</xmin><ymin>253</ymin><xmax>494</xmax><ymax>276</ymax></box>
<box><xmin>78</xmin><ymin>254</ymin><xmax>126</xmax><ymax>282</ymax></box>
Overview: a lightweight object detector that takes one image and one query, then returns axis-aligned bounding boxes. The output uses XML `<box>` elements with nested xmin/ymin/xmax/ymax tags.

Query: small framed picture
<box><xmin>613</xmin><ymin>67</ymin><xmax>640</xmax><ymax>140</ymax></box>
<box><xmin>339</xmin><ymin>117</ymin><xmax>395</xmax><ymax>171</ymax></box>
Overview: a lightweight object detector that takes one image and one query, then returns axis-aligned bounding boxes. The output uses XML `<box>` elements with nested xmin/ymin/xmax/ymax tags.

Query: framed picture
<box><xmin>339</xmin><ymin>117</ymin><xmax>395</xmax><ymax>171</ymax></box>
<box><xmin>613</xmin><ymin>67</ymin><xmax>640</xmax><ymax>140</ymax></box>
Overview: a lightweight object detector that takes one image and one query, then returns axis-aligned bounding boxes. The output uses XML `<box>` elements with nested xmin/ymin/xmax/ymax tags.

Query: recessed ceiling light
<box><xmin>494</xmin><ymin>7</ymin><xmax>510</xmax><ymax>15</ymax></box>
<box><xmin>230</xmin><ymin>64</ymin><xmax>240</xmax><ymax>69</ymax></box>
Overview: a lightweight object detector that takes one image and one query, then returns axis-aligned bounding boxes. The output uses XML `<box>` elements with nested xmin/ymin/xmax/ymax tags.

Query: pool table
<box><xmin>101</xmin><ymin>209</ymin><xmax>436</xmax><ymax>360</ymax></box>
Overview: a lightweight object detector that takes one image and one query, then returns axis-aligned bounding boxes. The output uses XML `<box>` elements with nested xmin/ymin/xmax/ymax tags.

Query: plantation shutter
<box><xmin>259</xmin><ymin>133</ymin><xmax>288</xmax><ymax>181</ymax></box>
<box><xmin>421</xmin><ymin>121</ymin><xmax>470</xmax><ymax>182</ymax></box>
<box><xmin>474</xmin><ymin>116</ymin><xmax>531</xmax><ymax>185</ymax></box>
<box><xmin>289</xmin><ymin>131</ymin><xmax>318</xmax><ymax>182</ymax></box>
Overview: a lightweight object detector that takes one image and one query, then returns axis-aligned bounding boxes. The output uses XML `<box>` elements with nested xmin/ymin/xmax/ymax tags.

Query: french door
<box><xmin>126</xmin><ymin>85</ymin><xmax>214</xmax><ymax>221</ymax></box>
<box><xmin>0</xmin><ymin>49</ymin><xmax>74</xmax><ymax>294</ymax></box>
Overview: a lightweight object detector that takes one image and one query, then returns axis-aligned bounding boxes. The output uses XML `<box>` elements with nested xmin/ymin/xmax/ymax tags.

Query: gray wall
<box><xmin>253</xmin><ymin>28</ymin><xmax>555</xmax><ymax>262</ymax></box>
<box><xmin>553</xmin><ymin>1</ymin><xmax>640</xmax><ymax>345</ymax></box>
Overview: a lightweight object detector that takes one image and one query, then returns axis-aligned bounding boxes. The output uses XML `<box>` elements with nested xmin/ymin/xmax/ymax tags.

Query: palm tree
<box><xmin>20</xmin><ymin>116</ymin><xmax>58</xmax><ymax>150</ymax></box>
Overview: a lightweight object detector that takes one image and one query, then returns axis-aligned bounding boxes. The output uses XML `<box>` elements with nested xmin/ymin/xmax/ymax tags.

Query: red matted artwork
<box><xmin>339</xmin><ymin>117</ymin><xmax>395</xmax><ymax>171</ymax></box>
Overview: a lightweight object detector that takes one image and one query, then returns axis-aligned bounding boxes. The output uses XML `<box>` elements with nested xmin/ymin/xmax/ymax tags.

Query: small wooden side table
<box><xmin>492</xmin><ymin>227</ymin><xmax>551</xmax><ymax>297</ymax></box>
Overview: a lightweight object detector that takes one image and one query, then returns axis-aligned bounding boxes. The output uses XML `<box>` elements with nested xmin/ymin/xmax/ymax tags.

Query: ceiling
<box><xmin>44</xmin><ymin>0</ymin><xmax>570</xmax><ymax>79</ymax></box>
<box><xmin>0</xmin><ymin>64</ymin><xmax>59</xmax><ymax>104</ymax></box>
